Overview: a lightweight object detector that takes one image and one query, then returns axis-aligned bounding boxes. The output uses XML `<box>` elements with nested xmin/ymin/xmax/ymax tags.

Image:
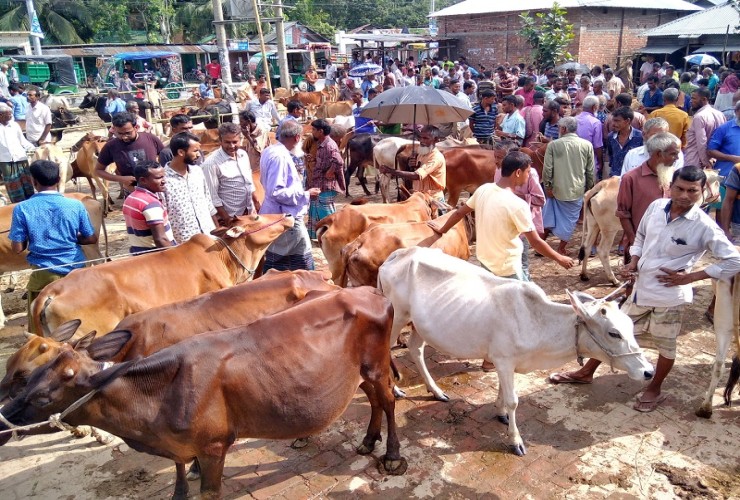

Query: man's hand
<box><xmin>657</xmin><ymin>267</ymin><xmax>692</xmax><ymax>287</ymax></box>
<box><xmin>545</xmin><ymin>188</ymin><xmax>554</xmax><ymax>198</ymax></box>
<box><xmin>378</xmin><ymin>165</ymin><xmax>394</xmax><ymax>176</ymax></box>
<box><xmin>304</xmin><ymin>154</ymin><xmax>314</xmax><ymax>163</ymax></box>
<box><xmin>557</xmin><ymin>255</ymin><xmax>576</xmax><ymax>269</ymax></box>
<box><xmin>620</xmin><ymin>263</ymin><xmax>638</xmax><ymax>282</ymax></box>
<box><xmin>123</xmin><ymin>176</ymin><xmax>137</xmax><ymax>189</ymax></box>
<box><xmin>427</xmin><ymin>220</ymin><xmax>444</xmax><ymax>234</ymax></box>
<box><xmin>307</xmin><ymin>187</ymin><xmax>321</xmax><ymax>197</ymax></box>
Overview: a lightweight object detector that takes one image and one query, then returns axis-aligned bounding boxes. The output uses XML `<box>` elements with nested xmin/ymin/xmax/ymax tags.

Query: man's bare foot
<box><xmin>548</xmin><ymin>372</ymin><xmax>593</xmax><ymax>384</ymax></box>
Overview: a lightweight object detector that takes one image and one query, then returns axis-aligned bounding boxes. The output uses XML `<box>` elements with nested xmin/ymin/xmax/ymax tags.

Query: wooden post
<box><xmin>252</xmin><ymin>0</ymin><xmax>273</xmax><ymax>96</ymax></box>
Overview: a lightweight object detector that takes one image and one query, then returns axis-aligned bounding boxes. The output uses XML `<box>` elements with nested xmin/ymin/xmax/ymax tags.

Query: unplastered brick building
<box><xmin>431</xmin><ymin>0</ymin><xmax>702</xmax><ymax>68</ymax></box>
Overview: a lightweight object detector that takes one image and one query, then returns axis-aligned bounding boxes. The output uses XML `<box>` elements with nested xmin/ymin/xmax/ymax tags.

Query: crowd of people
<box><xmin>5</xmin><ymin>51</ymin><xmax>740</xmax><ymax>414</ymax></box>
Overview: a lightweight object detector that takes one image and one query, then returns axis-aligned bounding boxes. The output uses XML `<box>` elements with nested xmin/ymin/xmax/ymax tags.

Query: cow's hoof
<box><xmin>695</xmin><ymin>407</ymin><xmax>712</xmax><ymax>419</ymax></box>
<box><xmin>380</xmin><ymin>456</ymin><xmax>408</xmax><ymax>476</ymax></box>
<box><xmin>579</xmin><ymin>274</ymin><xmax>589</xmax><ymax>282</ymax></box>
<box><xmin>433</xmin><ymin>392</ymin><xmax>450</xmax><ymax>402</ymax></box>
<box><xmin>496</xmin><ymin>414</ymin><xmax>509</xmax><ymax>425</ymax></box>
<box><xmin>393</xmin><ymin>386</ymin><xmax>407</xmax><ymax>399</ymax></box>
<box><xmin>185</xmin><ymin>467</ymin><xmax>200</xmax><ymax>481</ymax></box>
<box><xmin>290</xmin><ymin>437</ymin><xmax>309</xmax><ymax>449</ymax></box>
<box><xmin>509</xmin><ymin>443</ymin><xmax>527</xmax><ymax>456</ymax></box>
<box><xmin>357</xmin><ymin>443</ymin><xmax>375</xmax><ymax>455</ymax></box>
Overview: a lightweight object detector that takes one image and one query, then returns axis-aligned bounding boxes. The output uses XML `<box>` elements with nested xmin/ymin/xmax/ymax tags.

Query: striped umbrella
<box><xmin>348</xmin><ymin>63</ymin><xmax>383</xmax><ymax>77</ymax></box>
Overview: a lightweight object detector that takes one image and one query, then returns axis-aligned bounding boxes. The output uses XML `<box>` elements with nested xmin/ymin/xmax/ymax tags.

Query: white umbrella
<box><xmin>359</xmin><ymin>85</ymin><xmax>473</xmax><ymax>124</ymax></box>
<box><xmin>684</xmin><ymin>54</ymin><xmax>720</xmax><ymax>66</ymax></box>
<box><xmin>348</xmin><ymin>63</ymin><xmax>383</xmax><ymax>77</ymax></box>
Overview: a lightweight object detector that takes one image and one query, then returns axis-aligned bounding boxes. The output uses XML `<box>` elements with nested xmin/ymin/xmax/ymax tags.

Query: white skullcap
<box><xmin>0</xmin><ymin>103</ymin><xmax>11</xmax><ymax>113</ymax></box>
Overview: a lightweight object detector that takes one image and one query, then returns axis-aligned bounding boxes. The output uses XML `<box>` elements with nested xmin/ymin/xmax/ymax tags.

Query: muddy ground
<box><xmin>0</xmin><ymin>179</ymin><xmax>739</xmax><ymax>499</ymax></box>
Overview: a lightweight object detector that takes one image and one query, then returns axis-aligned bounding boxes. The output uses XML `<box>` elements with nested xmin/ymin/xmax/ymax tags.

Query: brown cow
<box><xmin>341</xmin><ymin>210</ymin><xmax>472</xmax><ymax>287</ymax></box>
<box><xmin>316</xmin><ymin>192</ymin><xmax>440</xmax><ymax>282</ymax></box>
<box><xmin>0</xmin><ymin>270</ymin><xmax>335</xmax><ymax>402</ymax></box>
<box><xmin>315</xmin><ymin>100</ymin><xmax>353</xmax><ymax>119</ymax></box>
<box><xmin>31</xmin><ymin>213</ymin><xmax>294</xmax><ymax>337</ymax></box>
<box><xmin>0</xmin><ymin>193</ymin><xmax>106</xmax><ymax>328</ymax></box>
<box><xmin>0</xmin><ymin>287</ymin><xmax>407</xmax><ymax>499</ymax></box>
<box><xmin>395</xmin><ymin>145</ymin><xmax>505</xmax><ymax>206</ymax></box>
<box><xmin>70</xmin><ymin>134</ymin><xmax>112</xmax><ymax>205</ymax></box>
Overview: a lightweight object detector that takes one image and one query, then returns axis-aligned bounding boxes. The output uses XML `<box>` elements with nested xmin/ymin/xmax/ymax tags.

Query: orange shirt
<box><xmin>413</xmin><ymin>148</ymin><xmax>446</xmax><ymax>199</ymax></box>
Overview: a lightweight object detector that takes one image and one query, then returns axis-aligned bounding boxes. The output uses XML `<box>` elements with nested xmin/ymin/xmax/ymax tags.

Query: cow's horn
<box><xmin>39</xmin><ymin>343</ymin><xmax>48</xmax><ymax>353</ymax></box>
<box><xmin>64</xmin><ymin>368</ymin><xmax>75</xmax><ymax>378</ymax></box>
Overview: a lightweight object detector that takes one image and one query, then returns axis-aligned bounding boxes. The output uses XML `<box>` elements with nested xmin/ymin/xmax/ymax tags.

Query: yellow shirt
<box><xmin>413</xmin><ymin>148</ymin><xmax>446</xmax><ymax>199</ymax></box>
<box><xmin>466</xmin><ymin>183</ymin><xmax>535</xmax><ymax>277</ymax></box>
<box><xmin>648</xmin><ymin>104</ymin><xmax>690</xmax><ymax>147</ymax></box>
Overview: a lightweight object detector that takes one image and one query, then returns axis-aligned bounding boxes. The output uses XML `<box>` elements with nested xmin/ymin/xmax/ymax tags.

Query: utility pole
<box><xmin>25</xmin><ymin>0</ymin><xmax>42</xmax><ymax>55</ymax></box>
<box><xmin>211</xmin><ymin>0</ymin><xmax>232</xmax><ymax>84</ymax></box>
<box><xmin>274</xmin><ymin>0</ymin><xmax>291</xmax><ymax>89</ymax></box>
<box><xmin>251</xmin><ymin>0</ymin><xmax>273</xmax><ymax>95</ymax></box>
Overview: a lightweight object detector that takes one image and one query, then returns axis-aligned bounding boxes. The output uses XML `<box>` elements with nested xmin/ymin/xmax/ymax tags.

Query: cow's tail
<box><xmin>35</xmin><ymin>295</ymin><xmax>54</xmax><ymax>337</ymax></box>
<box><xmin>724</xmin><ymin>355</ymin><xmax>740</xmax><ymax>406</ymax></box>
<box><xmin>578</xmin><ymin>182</ymin><xmax>603</xmax><ymax>262</ymax></box>
<box><xmin>101</xmin><ymin>209</ymin><xmax>110</xmax><ymax>259</ymax></box>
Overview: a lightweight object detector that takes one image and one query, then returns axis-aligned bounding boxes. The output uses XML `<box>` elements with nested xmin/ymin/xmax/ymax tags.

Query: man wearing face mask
<box><xmin>96</xmin><ymin>112</ymin><xmax>165</xmax><ymax>198</ymax></box>
<box><xmin>378</xmin><ymin>125</ymin><xmax>446</xmax><ymax>203</ymax></box>
<box><xmin>617</xmin><ymin>132</ymin><xmax>681</xmax><ymax>258</ymax></box>
<box><xmin>162</xmin><ymin>132</ymin><xmax>218</xmax><ymax>243</ymax></box>
<box><xmin>260</xmin><ymin>119</ymin><xmax>320</xmax><ymax>272</ymax></box>
<box><xmin>202</xmin><ymin>122</ymin><xmax>258</xmax><ymax>226</ymax></box>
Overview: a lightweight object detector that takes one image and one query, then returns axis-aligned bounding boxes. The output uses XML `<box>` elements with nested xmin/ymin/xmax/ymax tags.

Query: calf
<box><xmin>341</xmin><ymin>210</ymin><xmax>472</xmax><ymax>287</ymax></box>
<box><xmin>0</xmin><ymin>270</ymin><xmax>336</xmax><ymax>402</ymax></box>
<box><xmin>70</xmin><ymin>134</ymin><xmax>112</xmax><ymax>206</ymax></box>
<box><xmin>31</xmin><ymin>214</ymin><xmax>294</xmax><ymax>337</ymax></box>
<box><xmin>0</xmin><ymin>287</ymin><xmax>407</xmax><ymax>499</ymax></box>
<box><xmin>378</xmin><ymin>247</ymin><xmax>653</xmax><ymax>456</ymax></box>
<box><xmin>315</xmin><ymin>100</ymin><xmax>353</xmax><ymax>119</ymax></box>
<box><xmin>316</xmin><ymin>192</ymin><xmax>439</xmax><ymax>282</ymax></box>
<box><xmin>374</xmin><ymin>137</ymin><xmax>413</xmax><ymax>203</ymax></box>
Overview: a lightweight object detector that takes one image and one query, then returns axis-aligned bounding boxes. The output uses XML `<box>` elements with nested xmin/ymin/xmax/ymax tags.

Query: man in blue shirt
<box><xmin>642</xmin><ymin>75</ymin><xmax>663</xmax><ymax>113</ymax></box>
<box><xmin>8</xmin><ymin>84</ymin><xmax>27</xmax><ymax>121</ymax></box>
<box><xmin>708</xmin><ymin>101</ymin><xmax>740</xmax><ymax>178</ymax></box>
<box><xmin>351</xmin><ymin>89</ymin><xmax>376</xmax><ymax>134</ymax></box>
<box><xmin>104</xmin><ymin>89</ymin><xmax>127</xmax><ymax>117</ymax></box>
<box><xmin>606</xmin><ymin>106</ymin><xmax>643</xmax><ymax>177</ymax></box>
<box><xmin>9</xmin><ymin>160</ymin><xmax>98</xmax><ymax>331</ymax></box>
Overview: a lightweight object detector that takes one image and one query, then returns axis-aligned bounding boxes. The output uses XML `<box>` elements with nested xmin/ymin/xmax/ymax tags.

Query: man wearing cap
<box><xmin>245</xmin><ymin>88</ymin><xmax>280</xmax><ymax>134</ymax></box>
<box><xmin>0</xmin><ymin>103</ymin><xmax>35</xmax><ymax>202</ymax></box>
<box><xmin>339</xmin><ymin>78</ymin><xmax>357</xmax><ymax>101</ymax></box>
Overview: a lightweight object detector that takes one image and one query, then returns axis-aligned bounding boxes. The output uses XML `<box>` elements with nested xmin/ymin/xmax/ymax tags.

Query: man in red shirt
<box><xmin>205</xmin><ymin>59</ymin><xmax>221</xmax><ymax>80</ymax></box>
<box><xmin>122</xmin><ymin>161</ymin><xmax>175</xmax><ymax>253</ymax></box>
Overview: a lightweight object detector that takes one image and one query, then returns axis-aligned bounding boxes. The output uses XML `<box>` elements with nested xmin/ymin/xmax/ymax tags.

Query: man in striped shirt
<box><xmin>202</xmin><ymin>122</ymin><xmax>258</xmax><ymax>225</ymax></box>
<box><xmin>122</xmin><ymin>161</ymin><xmax>175</xmax><ymax>253</ymax></box>
<box><xmin>469</xmin><ymin>89</ymin><xmax>497</xmax><ymax>145</ymax></box>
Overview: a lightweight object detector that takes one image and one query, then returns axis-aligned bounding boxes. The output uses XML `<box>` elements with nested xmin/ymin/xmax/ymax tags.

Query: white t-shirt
<box><xmin>25</xmin><ymin>102</ymin><xmax>52</xmax><ymax>143</ymax></box>
<box><xmin>621</xmin><ymin>146</ymin><xmax>684</xmax><ymax>176</ymax></box>
<box><xmin>466</xmin><ymin>183</ymin><xmax>535</xmax><ymax>277</ymax></box>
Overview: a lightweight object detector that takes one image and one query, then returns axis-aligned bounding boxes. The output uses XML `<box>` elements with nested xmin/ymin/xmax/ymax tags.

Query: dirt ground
<box><xmin>1</xmin><ymin>178</ymin><xmax>739</xmax><ymax>500</ymax></box>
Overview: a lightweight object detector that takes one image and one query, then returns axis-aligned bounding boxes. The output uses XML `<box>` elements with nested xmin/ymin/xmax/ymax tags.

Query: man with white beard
<box><xmin>621</xmin><ymin>117</ymin><xmax>684</xmax><ymax>175</ymax></box>
<box><xmin>616</xmin><ymin>132</ymin><xmax>681</xmax><ymax>258</ymax></box>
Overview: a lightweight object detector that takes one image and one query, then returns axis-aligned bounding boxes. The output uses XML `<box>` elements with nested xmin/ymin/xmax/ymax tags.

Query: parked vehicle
<box><xmin>9</xmin><ymin>55</ymin><xmax>80</xmax><ymax>95</ymax></box>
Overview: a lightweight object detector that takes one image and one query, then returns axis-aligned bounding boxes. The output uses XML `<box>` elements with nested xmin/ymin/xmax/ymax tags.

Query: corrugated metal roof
<box><xmin>42</xmin><ymin>45</ymin><xmax>212</xmax><ymax>58</ymax></box>
<box><xmin>432</xmin><ymin>0</ymin><xmax>701</xmax><ymax>17</ymax></box>
<box><xmin>643</xmin><ymin>3</ymin><xmax>739</xmax><ymax>36</ymax></box>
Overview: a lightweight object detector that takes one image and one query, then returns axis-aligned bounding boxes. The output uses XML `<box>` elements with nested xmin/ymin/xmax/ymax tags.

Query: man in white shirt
<box><xmin>0</xmin><ymin>103</ymin><xmax>35</xmax><ymax>202</ymax></box>
<box><xmin>324</xmin><ymin>61</ymin><xmax>337</xmax><ymax>86</ymax></box>
<box><xmin>24</xmin><ymin>89</ymin><xmax>52</xmax><ymax>145</ymax></box>
<box><xmin>0</xmin><ymin>65</ymin><xmax>9</xmax><ymax>98</ymax></box>
<box><xmin>621</xmin><ymin>117</ymin><xmax>684</xmax><ymax>175</ymax></box>
<box><xmin>550</xmin><ymin>165</ymin><xmax>740</xmax><ymax>413</ymax></box>
<box><xmin>202</xmin><ymin>122</ymin><xmax>258</xmax><ymax>224</ymax></box>
<box><xmin>245</xmin><ymin>88</ymin><xmax>280</xmax><ymax>134</ymax></box>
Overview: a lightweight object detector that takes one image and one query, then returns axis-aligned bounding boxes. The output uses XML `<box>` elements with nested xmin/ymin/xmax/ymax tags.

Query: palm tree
<box><xmin>173</xmin><ymin>0</ymin><xmax>215</xmax><ymax>43</ymax></box>
<box><xmin>0</xmin><ymin>0</ymin><xmax>92</xmax><ymax>45</ymax></box>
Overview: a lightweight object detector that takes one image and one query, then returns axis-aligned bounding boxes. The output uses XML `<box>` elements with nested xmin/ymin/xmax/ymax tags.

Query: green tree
<box><xmin>519</xmin><ymin>3</ymin><xmax>575</xmax><ymax>68</ymax></box>
<box><xmin>286</xmin><ymin>0</ymin><xmax>335</xmax><ymax>39</ymax></box>
<box><xmin>0</xmin><ymin>0</ymin><xmax>91</xmax><ymax>44</ymax></box>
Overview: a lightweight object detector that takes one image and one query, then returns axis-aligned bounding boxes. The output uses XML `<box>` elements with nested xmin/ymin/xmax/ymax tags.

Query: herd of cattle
<box><xmin>0</xmin><ymin>86</ymin><xmax>738</xmax><ymax>498</ymax></box>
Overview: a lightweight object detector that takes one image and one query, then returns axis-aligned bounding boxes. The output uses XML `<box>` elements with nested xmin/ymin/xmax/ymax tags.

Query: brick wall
<box><xmin>439</xmin><ymin>8</ymin><xmax>687</xmax><ymax>68</ymax></box>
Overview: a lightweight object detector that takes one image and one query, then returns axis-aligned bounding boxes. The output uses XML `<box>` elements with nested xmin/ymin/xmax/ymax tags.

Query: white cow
<box><xmin>378</xmin><ymin>247</ymin><xmax>654</xmax><ymax>456</ymax></box>
<box><xmin>374</xmin><ymin>137</ymin><xmax>413</xmax><ymax>203</ymax></box>
<box><xmin>698</xmin><ymin>277</ymin><xmax>740</xmax><ymax>417</ymax></box>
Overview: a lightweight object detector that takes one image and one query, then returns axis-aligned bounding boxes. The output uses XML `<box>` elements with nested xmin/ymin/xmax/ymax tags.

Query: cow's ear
<box><xmin>72</xmin><ymin>331</ymin><xmax>97</xmax><ymax>351</ymax></box>
<box><xmin>566</xmin><ymin>289</ymin><xmax>590</xmax><ymax>321</ymax></box>
<box><xmin>86</xmin><ymin>330</ymin><xmax>132</xmax><ymax>361</ymax></box>
<box><xmin>225</xmin><ymin>225</ymin><xmax>245</xmax><ymax>238</ymax></box>
<box><xmin>49</xmin><ymin>319</ymin><xmax>82</xmax><ymax>343</ymax></box>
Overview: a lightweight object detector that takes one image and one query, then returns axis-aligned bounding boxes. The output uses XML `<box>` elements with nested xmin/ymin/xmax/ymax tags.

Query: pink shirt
<box><xmin>684</xmin><ymin>104</ymin><xmax>727</xmax><ymax>168</ymax></box>
<box><xmin>515</xmin><ymin>88</ymin><xmax>535</xmax><ymax>107</ymax></box>
<box><xmin>522</xmin><ymin>105</ymin><xmax>544</xmax><ymax>147</ymax></box>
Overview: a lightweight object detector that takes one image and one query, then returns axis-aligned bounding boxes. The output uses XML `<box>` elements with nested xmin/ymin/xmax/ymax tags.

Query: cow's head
<box><xmin>0</xmin><ymin>330</ymin><xmax>132</xmax><ymax>446</ymax></box>
<box><xmin>567</xmin><ymin>290</ymin><xmax>654</xmax><ymax>381</ymax></box>
<box><xmin>78</xmin><ymin>92</ymin><xmax>98</xmax><ymax>110</ymax></box>
<box><xmin>0</xmin><ymin>320</ymin><xmax>94</xmax><ymax>403</ymax></box>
